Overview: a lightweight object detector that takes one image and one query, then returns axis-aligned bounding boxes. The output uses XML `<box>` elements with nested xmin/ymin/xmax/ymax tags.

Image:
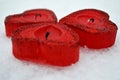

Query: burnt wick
<box><xmin>45</xmin><ymin>32</ymin><xmax>50</xmax><ymax>40</ymax></box>
<box><xmin>35</xmin><ymin>14</ymin><xmax>41</xmax><ymax>20</ymax></box>
<box><xmin>89</xmin><ymin>18</ymin><xmax>94</xmax><ymax>23</ymax></box>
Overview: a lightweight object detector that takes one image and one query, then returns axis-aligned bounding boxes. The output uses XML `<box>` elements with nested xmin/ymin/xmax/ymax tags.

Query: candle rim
<box><xmin>12</xmin><ymin>23</ymin><xmax>80</xmax><ymax>46</ymax></box>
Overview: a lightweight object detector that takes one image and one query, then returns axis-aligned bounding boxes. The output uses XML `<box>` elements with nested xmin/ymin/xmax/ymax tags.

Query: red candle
<box><xmin>59</xmin><ymin>9</ymin><xmax>118</xmax><ymax>49</ymax></box>
<box><xmin>12</xmin><ymin>23</ymin><xmax>80</xmax><ymax>66</ymax></box>
<box><xmin>5</xmin><ymin>9</ymin><xmax>57</xmax><ymax>37</ymax></box>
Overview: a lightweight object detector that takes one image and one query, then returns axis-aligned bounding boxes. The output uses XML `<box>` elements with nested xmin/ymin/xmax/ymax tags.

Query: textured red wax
<box><xmin>12</xmin><ymin>23</ymin><xmax>80</xmax><ymax>66</ymax></box>
<box><xmin>5</xmin><ymin>9</ymin><xmax>57</xmax><ymax>37</ymax></box>
<box><xmin>59</xmin><ymin>9</ymin><xmax>118</xmax><ymax>49</ymax></box>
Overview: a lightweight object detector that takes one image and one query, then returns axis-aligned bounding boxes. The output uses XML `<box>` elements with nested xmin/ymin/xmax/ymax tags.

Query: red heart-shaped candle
<box><xmin>59</xmin><ymin>9</ymin><xmax>118</xmax><ymax>49</ymax></box>
<box><xmin>12</xmin><ymin>23</ymin><xmax>80</xmax><ymax>66</ymax></box>
<box><xmin>5</xmin><ymin>9</ymin><xmax>57</xmax><ymax>37</ymax></box>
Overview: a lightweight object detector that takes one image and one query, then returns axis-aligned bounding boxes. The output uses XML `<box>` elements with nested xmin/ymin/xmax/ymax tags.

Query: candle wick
<box><xmin>45</xmin><ymin>32</ymin><xmax>50</xmax><ymax>40</ymax></box>
<box><xmin>89</xmin><ymin>18</ymin><xmax>94</xmax><ymax>23</ymax></box>
<box><xmin>35</xmin><ymin>14</ymin><xmax>41</xmax><ymax>20</ymax></box>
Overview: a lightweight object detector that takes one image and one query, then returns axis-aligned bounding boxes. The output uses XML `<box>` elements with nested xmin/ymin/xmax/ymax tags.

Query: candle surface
<box><xmin>5</xmin><ymin>9</ymin><xmax>57</xmax><ymax>37</ymax></box>
<box><xmin>59</xmin><ymin>9</ymin><xmax>118</xmax><ymax>49</ymax></box>
<box><xmin>12</xmin><ymin>23</ymin><xmax>80</xmax><ymax>66</ymax></box>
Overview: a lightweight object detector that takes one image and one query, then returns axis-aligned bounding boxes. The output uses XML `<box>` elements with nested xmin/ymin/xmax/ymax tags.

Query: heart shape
<box><xmin>59</xmin><ymin>9</ymin><xmax>118</xmax><ymax>49</ymax></box>
<box><xmin>5</xmin><ymin>9</ymin><xmax>57</xmax><ymax>37</ymax></box>
<box><xmin>12</xmin><ymin>23</ymin><xmax>80</xmax><ymax>66</ymax></box>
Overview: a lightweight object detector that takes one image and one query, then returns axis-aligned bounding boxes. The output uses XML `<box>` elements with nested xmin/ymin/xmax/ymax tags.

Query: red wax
<box><xmin>12</xmin><ymin>23</ymin><xmax>80</xmax><ymax>66</ymax></box>
<box><xmin>59</xmin><ymin>9</ymin><xmax>118</xmax><ymax>49</ymax></box>
<box><xmin>5</xmin><ymin>9</ymin><xmax>57</xmax><ymax>37</ymax></box>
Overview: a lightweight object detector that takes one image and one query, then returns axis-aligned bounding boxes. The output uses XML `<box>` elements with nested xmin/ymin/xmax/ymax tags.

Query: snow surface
<box><xmin>0</xmin><ymin>0</ymin><xmax>120</xmax><ymax>80</ymax></box>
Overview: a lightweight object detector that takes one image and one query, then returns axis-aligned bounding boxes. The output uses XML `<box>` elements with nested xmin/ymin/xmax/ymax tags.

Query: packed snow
<box><xmin>0</xmin><ymin>0</ymin><xmax>120</xmax><ymax>80</ymax></box>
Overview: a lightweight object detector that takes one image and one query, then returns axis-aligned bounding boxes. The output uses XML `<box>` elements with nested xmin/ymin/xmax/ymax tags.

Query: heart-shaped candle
<box><xmin>5</xmin><ymin>9</ymin><xmax>57</xmax><ymax>37</ymax></box>
<box><xmin>59</xmin><ymin>9</ymin><xmax>118</xmax><ymax>49</ymax></box>
<box><xmin>12</xmin><ymin>23</ymin><xmax>80</xmax><ymax>66</ymax></box>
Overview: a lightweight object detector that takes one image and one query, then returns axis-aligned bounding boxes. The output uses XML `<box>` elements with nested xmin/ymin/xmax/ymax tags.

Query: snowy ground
<box><xmin>0</xmin><ymin>0</ymin><xmax>120</xmax><ymax>80</ymax></box>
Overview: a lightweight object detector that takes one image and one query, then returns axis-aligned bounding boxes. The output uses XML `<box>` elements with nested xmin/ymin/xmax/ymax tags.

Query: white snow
<box><xmin>0</xmin><ymin>0</ymin><xmax>120</xmax><ymax>80</ymax></box>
